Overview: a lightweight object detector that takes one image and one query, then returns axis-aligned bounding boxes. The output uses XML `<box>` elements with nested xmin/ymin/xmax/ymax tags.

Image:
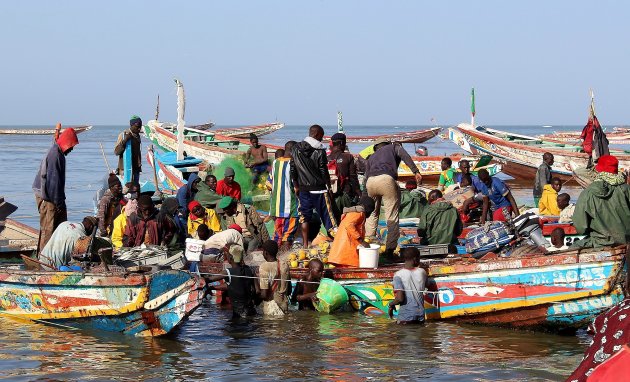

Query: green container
<box><xmin>315</xmin><ymin>278</ymin><xmax>349</xmax><ymax>314</ymax></box>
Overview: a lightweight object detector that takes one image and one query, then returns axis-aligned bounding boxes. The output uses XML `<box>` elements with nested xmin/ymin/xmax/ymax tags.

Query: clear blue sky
<box><xmin>1</xmin><ymin>1</ymin><xmax>628</xmax><ymax>126</ymax></box>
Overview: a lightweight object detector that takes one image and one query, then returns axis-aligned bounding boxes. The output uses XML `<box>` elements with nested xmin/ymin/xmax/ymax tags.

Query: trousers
<box><xmin>365</xmin><ymin>174</ymin><xmax>401</xmax><ymax>251</ymax></box>
<box><xmin>35</xmin><ymin>195</ymin><xmax>67</xmax><ymax>251</ymax></box>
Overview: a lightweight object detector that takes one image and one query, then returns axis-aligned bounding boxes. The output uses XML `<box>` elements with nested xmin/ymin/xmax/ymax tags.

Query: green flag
<box><xmin>471</xmin><ymin>88</ymin><xmax>475</xmax><ymax>117</ymax></box>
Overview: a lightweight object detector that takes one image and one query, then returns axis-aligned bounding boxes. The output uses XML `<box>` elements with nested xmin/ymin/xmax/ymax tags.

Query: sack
<box><xmin>443</xmin><ymin>186</ymin><xmax>474</xmax><ymax>209</ymax></box>
<box><xmin>465</xmin><ymin>221</ymin><xmax>512</xmax><ymax>253</ymax></box>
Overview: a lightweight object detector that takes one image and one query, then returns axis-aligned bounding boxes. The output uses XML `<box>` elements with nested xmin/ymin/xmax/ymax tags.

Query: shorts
<box><xmin>297</xmin><ymin>191</ymin><xmax>337</xmax><ymax>231</ymax></box>
<box><xmin>273</xmin><ymin>217</ymin><xmax>299</xmax><ymax>244</ymax></box>
<box><xmin>492</xmin><ymin>206</ymin><xmax>513</xmax><ymax>222</ymax></box>
<box><xmin>252</xmin><ymin>163</ymin><xmax>268</xmax><ymax>174</ymax></box>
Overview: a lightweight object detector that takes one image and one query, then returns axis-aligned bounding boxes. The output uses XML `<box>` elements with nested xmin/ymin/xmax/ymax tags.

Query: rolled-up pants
<box><xmin>365</xmin><ymin>174</ymin><xmax>401</xmax><ymax>251</ymax></box>
<box><xmin>35</xmin><ymin>195</ymin><xmax>67</xmax><ymax>251</ymax></box>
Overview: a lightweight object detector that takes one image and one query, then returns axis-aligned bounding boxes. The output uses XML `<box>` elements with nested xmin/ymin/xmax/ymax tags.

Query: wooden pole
<box><xmin>98</xmin><ymin>142</ymin><xmax>112</xmax><ymax>173</ymax></box>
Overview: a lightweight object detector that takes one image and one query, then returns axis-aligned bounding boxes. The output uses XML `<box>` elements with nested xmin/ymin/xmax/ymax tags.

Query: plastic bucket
<box><xmin>315</xmin><ymin>278</ymin><xmax>349</xmax><ymax>314</ymax></box>
<box><xmin>185</xmin><ymin>238</ymin><xmax>205</xmax><ymax>262</ymax></box>
<box><xmin>358</xmin><ymin>244</ymin><xmax>380</xmax><ymax>268</ymax></box>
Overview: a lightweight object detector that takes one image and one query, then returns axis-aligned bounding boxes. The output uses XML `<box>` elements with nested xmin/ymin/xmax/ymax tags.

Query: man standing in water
<box><xmin>32</xmin><ymin>127</ymin><xmax>79</xmax><ymax>251</ymax></box>
<box><xmin>533</xmin><ymin>152</ymin><xmax>553</xmax><ymax>207</ymax></box>
<box><xmin>244</xmin><ymin>133</ymin><xmax>269</xmax><ymax>184</ymax></box>
<box><xmin>291</xmin><ymin>125</ymin><xmax>338</xmax><ymax>247</ymax></box>
<box><xmin>114</xmin><ymin>115</ymin><xmax>143</xmax><ymax>183</ymax></box>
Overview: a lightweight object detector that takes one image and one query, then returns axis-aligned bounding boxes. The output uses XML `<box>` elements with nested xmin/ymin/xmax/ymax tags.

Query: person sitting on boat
<box><xmin>453</xmin><ymin>159</ymin><xmax>483</xmax><ymax>192</ymax></box>
<box><xmin>202</xmin><ymin>224</ymin><xmax>243</xmax><ymax>261</ymax></box>
<box><xmin>388</xmin><ymin>247</ymin><xmax>427</xmax><ymax>325</ymax></box>
<box><xmin>216</xmin><ymin>196</ymin><xmax>269</xmax><ymax>254</ymax></box>
<box><xmin>158</xmin><ymin>197</ymin><xmax>186</xmax><ymax>248</ymax></box>
<box><xmin>216</xmin><ymin>167</ymin><xmax>242</xmax><ymax>200</ymax></box>
<box><xmin>547</xmin><ymin>227</ymin><xmax>568</xmax><ymax>252</ymax></box>
<box><xmin>533</xmin><ymin>152</ymin><xmax>554</xmax><ymax>207</ymax></box>
<box><xmin>269</xmin><ymin>141</ymin><xmax>299</xmax><ymax>251</ymax></box>
<box><xmin>571</xmin><ymin>155</ymin><xmax>630</xmax><ymax>249</ymax></box>
<box><xmin>400</xmin><ymin>180</ymin><xmax>428</xmax><ymax>219</ymax></box>
<box><xmin>291</xmin><ymin>258</ymin><xmax>324</xmax><ymax>311</ymax></box>
<box><xmin>328</xmin><ymin>196</ymin><xmax>376</xmax><ymax>267</ymax></box>
<box><xmin>258</xmin><ymin>240</ymin><xmax>291</xmax><ymax>316</ymax></box>
<box><xmin>418</xmin><ymin>190</ymin><xmax>462</xmax><ymax>250</ymax></box>
<box><xmin>557</xmin><ymin>193</ymin><xmax>575</xmax><ymax>223</ymax></box>
<box><xmin>476</xmin><ymin>169</ymin><xmax>520</xmax><ymax>223</ymax></box>
<box><xmin>195</xmin><ymin>174</ymin><xmax>222</xmax><ymax>209</ymax></box>
<box><xmin>437</xmin><ymin>157</ymin><xmax>455</xmax><ymax>192</ymax></box>
<box><xmin>244</xmin><ymin>133</ymin><xmax>269</xmax><ymax>185</ymax></box>
<box><xmin>32</xmin><ymin>127</ymin><xmax>79</xmax><ymax>251</ymax></box>
<box><xmin>538</xmin><ymin>177</ymin><xmax>562</xmax><ymax>216</ymax></box>
<box><xmin>176</xmin><ymin>173</ymin><xmax>201</xmax><ymax>222</ymax></box>
<box><xmin>123</xmin><ymin>195</ymin><xmax>163</xmax><ymax>247</ymax></box>
<box><xmin>111</xmin><ymin>182</ymin><xmax>139</xmax><ymax>249</ymax></box>
<box><xmin>206</xmin><ymin>245</ymin><xmax>258</xmax><ymax>319</ymax></box>
<box><xmin>187</xmin><ymin>200</ymin><xmax>221</xmax><ymax>239</ymax></box>
<box><xmin>39</xmin><ymin>216</ymin><xmax>97</xmax><ymax>270</ymax></box>
<box><xmin>96</xmin><ymin>174</ymin><xmax>125</xmax><ymax>237</ymax></box>
<box><xmin>327</xmin><ymin>133</ymin><xmax>361</xmax><ymax>218</ymax></box>
<box><xmin>114</xmin><ymin>115</ymin><xmax>142</xmax><ymax>183</ymax></box>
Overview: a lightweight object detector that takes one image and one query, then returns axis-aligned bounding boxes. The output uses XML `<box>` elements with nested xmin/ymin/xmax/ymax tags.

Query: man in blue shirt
<box><xmin>476</xmin><ymin>169</ymin><xmax>520</xmax><ymax>224</ymax></box>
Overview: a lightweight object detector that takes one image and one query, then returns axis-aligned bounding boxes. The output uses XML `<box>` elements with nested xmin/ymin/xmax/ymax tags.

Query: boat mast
<box><xmin>337</xmin><ymin>110</ymin><xmax>344</xmax><ymax>133</ymax></box>
<box><xmin>470</xmin><ymin>87</ymin><xmax>476</xmax><ymax>128</ymax></box>
<box><xmin>589</xmin><ymin>88</ymin><xmax>595</xmax><ymax>118</ymax></box>
<box><xmin>155</xmin><ymin>94</ymin><xmax>160</xmax><ymax>121</ymax></box>
<box><xmin>175</xmin><ymin>79</ymin><xmax>186</xmax><ymax>161</ymax></box>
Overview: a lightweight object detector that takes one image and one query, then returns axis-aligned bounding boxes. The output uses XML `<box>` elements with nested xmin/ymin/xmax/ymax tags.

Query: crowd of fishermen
<box><xmin>29</xmin><ymin>116</ymin><xmax>630</xmax><ymax>323</ymax></box>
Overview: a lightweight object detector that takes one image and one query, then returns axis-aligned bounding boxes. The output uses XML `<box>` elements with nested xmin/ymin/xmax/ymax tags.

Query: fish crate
<box><xmin>400</xmin><ymin>244</ymin><xmax>450</xmax><ymax>259</ymax></box>
<box><xmin>162</xmin><ymin>253</ymin><xmax>186</xmax><ymax>270</ymax></box>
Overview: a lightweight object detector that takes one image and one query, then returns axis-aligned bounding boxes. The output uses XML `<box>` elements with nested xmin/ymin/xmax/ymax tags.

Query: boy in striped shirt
<box><xmin>269</xmin><ymin>141</ymin><xmax>299</xmax><ymax>251</ymax></box>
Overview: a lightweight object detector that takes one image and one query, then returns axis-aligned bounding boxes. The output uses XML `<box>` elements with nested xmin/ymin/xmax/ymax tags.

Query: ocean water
<box><xmin>0</xmin><ymin>124</ymin><xmax>595</xmax><ymax>381</ymax></box>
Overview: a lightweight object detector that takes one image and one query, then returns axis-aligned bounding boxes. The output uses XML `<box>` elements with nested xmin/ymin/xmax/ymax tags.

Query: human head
<box><xmin>284</xmin><ymin>140</ymin><xmax>296</xmax><ymax>158</ymax></box>
<box><xmin>56</xmin><ymin>128</ymin><xmax>79</xmax><ymax>155</ymax></box>
<box><xmin>125</xmin><ymin>182</ymin><xmax>140</xmax><ymax>199</ymax></box>
<box><xmin>191</xmin><ymin>177</ymin><xmax>201</xmax><ymax>192</ymax></box>
<box><xmin>551</xmin><ymin>177</ymin><xmax>562</xmax><ymax>193</ymax></box>
<box><xmin>197</xmin><ymin>224</ymin><xmax>212</xmax><ymax>241</ymax></box>
<box><xmin>401</xmin><ymin>247</ymin><xmax>420</xmax><ymax>266</ymax></box>
<box><xmin>137</xmin><ymin>195</ymin><xmax>154</xmax><ymax>219</ymax></box>
<box><xmin>308</xmin><ymin>124</ymin><xmax>325</xmax><ymax>142</ymax></box>
<box><xmin>595</xmin><ymin>155</ymin><xmax>619</xmax><ymax>174</ymax></box>
<box><xmin>308</xmin><ymin>258</ymin><xmax>324</xmax><ymax>281</ymax></box>
<box><xmin>460</xmin><ymin>174</ymin><xmax>472</xmax><ymax>187</ymax></box>
<box><xmin>428</xmin><ymin>189</ymin><xmax>443</xmax><ymax>203</ymax></box>
<box><xmin>82</xmin><ymin>216</ymin><xmax>97</xmax><ymax>233</ymax></box>
<box><xmin>204</xmin><ymin>174</ymin><xmax>217</xmax><ymax>190</ymax></box>
<box><xmin>228</xmin><ymin>223</ymin><xmax>243</xmax><ymax>234</ymax></box>
<box><xmin>458</xmin><ymin>159</ymin><xmax>471</xmax><ymax>174</ymax></box>
<box><xmin>188</xmin><ymin>200</ymin><xmax>206</xmax><ymax>218</ymax></box>
<box><xmin>441</xmin><ymin>157</ymin><xmax>453</xmax><ymax>171</ymax></box>
<box><xmin>249</xmin><ymin>133</ymin><xmax>259</xmax><ymax>147</ymax></box>
<box><xmin>373</xmin><ymin>138</ymin><xmax>390</xmax><ymax>151</ymax></box>
<box><xmin>261</xmin><ymin>240</ymin><xmax>279</xmax><ymax>262</ymax></box>
<box><xmin>274</xmin><ymin>149</ymin><xmax>285</xmax><ymax>159</ymax></box>
<box><xmin>330</xmin><ymin>132</ymin><xmax>346</xmax><ymax>149</ymax></box>
<box><xmin>129</xmin><ymin>115</ymin><xmax>142</xmax><ymax>134</ymax></box>
<box><xmin>359</xmin><ymin>195</ymin><xmax>376</xmax><ymax>218</ymax></box>
<box><xmin>477</xmin><ymin>169</ymin><xmax>491</xmax><ymax>186</ymax></box>
<box><xmin>543</xmin><ymin>152</ymin><xmax>554</xmax><ymax>166</ymax></box>
<box><xmin>228</xmin><ymin>245</ymin><xmax>244</xmax><ymax>265</ymax></box>
<box><xmin>224</xmin><ymin>167</ymin><xmax>235</xmax><ymax>185</ymax></box>
<box><xmin>557</xmin><ymin>193</ymin><xmax>570</xmax><ymax>210</ymax></box>
<box><xmin>108</xmin><ymin>174</ymin><xmax>122</xmax><ymax>196</ymax></box>
<box><xmin>550</xmin><ymin>227</ymin><xmax>565</xmax><ymax>248</ymax></box>
<box><xmin>218</xmin><ymin>196</ymin><xmax>237</xmax><ymax>216</ymax></box>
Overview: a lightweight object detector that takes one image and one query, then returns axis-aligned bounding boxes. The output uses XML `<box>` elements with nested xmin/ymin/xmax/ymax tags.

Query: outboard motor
<box><xmin>512</xmin><ymin>212</ymin><xmax>547</xmax><ymax>248</ymax></box>
<box><xmin>415</xmin><ymin>145</ymin><xmax>428</xmax><ymax>156</ymax></box>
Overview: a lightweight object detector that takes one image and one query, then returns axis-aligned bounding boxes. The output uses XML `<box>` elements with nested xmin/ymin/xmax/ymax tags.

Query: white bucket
<box><xmin>185</xmin><ymin>238</ymin><xmax>205</xmax><ymax>262</ymax></box>
<box><xmin>358</xmin><ymin>244</ymin><xmax>380</xmax><ymax>268</ymax></box>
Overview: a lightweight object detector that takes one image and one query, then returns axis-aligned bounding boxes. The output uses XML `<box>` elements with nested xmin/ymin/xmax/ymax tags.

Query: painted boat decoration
<box><xmin>156</xmin><ymin>120</ymin><xmax>285</xmax><ymax>138</ymax></box>
<box><xmin>146</xmin><ymin>149</ymin><xmax>203</xmax><ymax>194</ymax></box>
<box><xmin>0</xmin><ymin>267</ymin><xmax>205</xmax><ymax>336</ymax></box>
<box><xmin>397</xmin><ymin>154</ymin><xmax>502</xmax><ymax>182</ymax></box>
<box><xmin>0</xmin><ymin>125</ymin><xmax>93</xmax><ymax>135</ymax></box>
<box><xmin>288</xmin><ymin>246</ymin><xmax>625</xmax><ymax>331</ymax></box>
<box><xmin>449</xmin><ymin>124</ymin><xmax>630</xmax><ymax>181</ymax></box>
<box><xmin>537</xmin><ymin>131</ymin><xmax>630</xmax><ymax>145</ymax></box>
<box><xmin>325</xmin><ymin>126</ymin><xmax>442</xmax><ymax>144</ymax></box>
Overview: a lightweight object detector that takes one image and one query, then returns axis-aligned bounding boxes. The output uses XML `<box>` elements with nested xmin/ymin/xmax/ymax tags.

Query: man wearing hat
<box><xmin>33</xmin><ymin>127</ymin><xmax>79</xmax><ymax>251</ymax></box>
<box><xmin>217</xmin><ymin>196</ymin><xmax>269</xmax><ymax>254</ymax></box>
<box><xmin>96</xmin><ymin>174</ymin><xmax>125</xmax><ymax>236</ymax></box>
<box><xmin>38</xmin><ymin>216</ymin><xmax>97</xmax><ymax>270</ymax></box>
<box><xmin>244</xmin><ymin>133</ymin><xmax>269</xmax><ymax>184</ymax></box>
<box><xmin>572</xmin><ymin>154</ymin><xmax>630</xmax><ymax>248</ymax></box>
<box><xmin>328</xmin><ymin>132</ymin><xmax>361</xmax><ymax>218</ymax></box>
<box><xmin>216</xmin><ymin>167</ymin><xmax>242</xmax><ymax>200</ymax></box>
<box><xmin>364</xmin><ymin>139</ymin><xmax>422</xmax><ymax>259</ymax></box>
<box><xmin>114</xmin><ymin>115</ymin><xmax>143</xmax><ymax>183</ymax></box>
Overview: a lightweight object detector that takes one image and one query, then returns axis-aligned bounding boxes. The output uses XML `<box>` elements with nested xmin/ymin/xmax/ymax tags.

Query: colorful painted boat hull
<box><xmin>397</xmin><ymin>154</ymin><xmax>502</xmax><ymax>182</ymax></box>
<box><xmin>0</xmin><ymin>125</ymin><xmax>93</xmax><ymax>135</ymax></box>
<box><xmin>0</xmin><ymin>268</ymin><xmax>205</xmax><ymax>336</ymax></box>
<box><xmin>156</xmin><ymin>121</ymin><xmax>284</xmax><ymax>138</ymax></box>
<box><xmin>326</xmin><ymin>126</ymin><xmax>442</xmax><ymax>143</ymax></box>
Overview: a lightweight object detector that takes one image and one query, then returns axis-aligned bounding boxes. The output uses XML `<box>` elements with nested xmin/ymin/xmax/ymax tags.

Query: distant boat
<box><xmin>155</xmin><ymin>120</ymin><xmax>284</xmax><ymax>139</ymax></box>
<box><xmin>0</xmin><ymin>125</ymin><xmax>92</xmax><ymax>135</ymax></box>
<box><xmin>537</xmin><ymin>130</ymin><xmax>630</xmax><ymax>145</ymax></box>
<box><xmin>542</xmin><ymin>125</ymin><xmax>553</xmax><ymax>128</ymax></box>
<box><xmin>325</xmin><ymin>126</ymin><xmax>442</xmax><ymax>144</ymax></box>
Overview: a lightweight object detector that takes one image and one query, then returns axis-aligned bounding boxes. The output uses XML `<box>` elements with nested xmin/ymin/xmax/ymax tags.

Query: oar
<box><xmin>98</xmin><ymin>142</ymin><xmax>112</xmax><ymax>173</ymax></box>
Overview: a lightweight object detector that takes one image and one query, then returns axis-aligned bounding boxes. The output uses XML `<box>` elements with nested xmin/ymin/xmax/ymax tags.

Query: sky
<box><xmin>1</xmin><ymin>1</ymin><xmax>629</xmax><ymax>126</ymax></box>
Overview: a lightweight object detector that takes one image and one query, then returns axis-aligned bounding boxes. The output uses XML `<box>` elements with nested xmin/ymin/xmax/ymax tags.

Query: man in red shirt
<box><xmin>216</xmin><ymin>167</ymin><xmax>242</xmax><ymax>200</ymax></box>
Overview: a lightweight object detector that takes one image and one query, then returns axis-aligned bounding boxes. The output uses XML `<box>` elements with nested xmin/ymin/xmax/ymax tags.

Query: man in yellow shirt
<box><xmin>187</xmin><ymin>200</ymin><xmax>221</xmax><ymax>238</ymax></box>
<box><xmin>538</xmin><ymin>177</ymin><xmax>562</xmax><ymax>216</ymax></box>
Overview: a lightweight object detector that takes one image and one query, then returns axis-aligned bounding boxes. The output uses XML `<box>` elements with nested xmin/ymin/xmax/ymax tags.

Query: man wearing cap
<box><xmin>572</xmin><ymin>154</ymin><xmax>630</xmax><ymax>248</ymax></box>
<box><xmin>217</xmin><ymin>196</ymin><xmax>269</xmax><ymax>254</ymax></box>
<box><xmin>202</xmin><ymin>223</ymin><xmax>244</xmax><ymax>261</ymax></box>
<box><xmin>244</xmin><ymin>133</ymin><xmax>269</xmax><ymax>184</ymax></box>
<box><xmin>364</xmin><ymin>139</ymin><xmax>422</xmax><ymax>258</ymax></box>
<box><xmin>216</xmin><ymin>167</ymin><xmax>242</xmax><ymax>200</ymax></box>
<box><xmin>114</xmin><ymin>115</ymin><xmax>143</xmax><ymax>183</ymax></box>
<box><xmin>96</xmin><ymin>174</ymin><xmax>125</xmax><ymax>236</ymax></box>
<box><xmin>291</xmin><ymin>124</ymin><xmax>338</xmax><ymax>247</ymax></box>
<box><xmin>33</xmin><ymin>127</ymin><xmax>79</xmax><ymax>250</ymax></box>
<box><xmin>328</xmin><ymin>133</ymin><xmax>361</xmax><ymax>218</ymax></box>
<box><xmin>38</xmin><ymin>216</ymin><xmax>96</xmax><ymax>270</ymax></box>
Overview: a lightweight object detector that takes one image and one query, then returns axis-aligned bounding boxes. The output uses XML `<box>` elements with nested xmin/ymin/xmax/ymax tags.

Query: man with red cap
<box><xmin>201</xmin><ymin>223</ymin><xmax>244</xmax><ymax>261</ymax></box>
<box><xmin>572</xmin><ymin>154</ymin><xmax>630</xmax><ymax>248</ymax></box>
<box><xmin>32</xmin><ymin>127</ymin><xmax>79</xmax><ymax>251</ymax></box>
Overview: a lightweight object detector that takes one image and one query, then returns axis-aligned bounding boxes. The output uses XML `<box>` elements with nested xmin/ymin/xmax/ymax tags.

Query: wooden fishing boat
<box><xmin>155</xmin><ymin>120</ymin><xmax>284</xmax><ymax>138</ymax></box>
<box><xmin>614</xmin><ymin>126</ymin><xmax>630</xmax><ymax>133</ymax></box>
<box><xmin>397</xmin><ymin>154</ymin><xmax>502</xmax><ymax>182</ymax></box>
<box><xmin>0</xmin><ymin>266</ymin><xmax>205</xmax><ymax>336</ymax></box>
<box><xmin>0</xmin><ymin>125</ymin><xmax>92</xmax><ymax>135</ymax></box>
<box><xmin>0</xmin><ymin>198</ymin><xmax>38</xmax><ymax>261</ymax></box>
<box><xmin>326</xmin><ymin>126</ymin><xmax>442</xmax><ymax>143</ymax></box>
<box><xmin>289</xmin><ymin>246</ymin><xmax>625</xmax><ymax>331</ymax></box>
<box><xmin>537</xmin><ymin>131</ymin><xmax>630</xmax><ymax>145</ymax></box>
<box><xmin>449</xmin><ymin>124</ymin><xmax>630</xmax><ymax>181</ymax></box>
<box><xmin>146</xmin><ymin>149</ymin><xmax>204</xmax><ymax>194</ymax></box>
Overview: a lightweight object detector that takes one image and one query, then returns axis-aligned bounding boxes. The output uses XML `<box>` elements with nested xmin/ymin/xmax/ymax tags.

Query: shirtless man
<box><xmin>291</xmin><ymin>259</ymin><xmax>324</xmax><ymax>310</ymax></box>
<box><xmin>245</xmin><ymin>133</ymin><xmax>269</xmax><ymax>184</ymax></box>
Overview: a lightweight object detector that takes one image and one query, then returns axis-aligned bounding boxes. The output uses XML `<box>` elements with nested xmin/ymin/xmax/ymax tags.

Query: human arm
<box><xmin>479</xmin><ymin>196</ymin><xmax>490</xmax><ymax>224</ymax></box>
<box><xmin>96</xmin><ymin>196</ymin><xmax>109</xmax><ymax>235</ymax></box>
<box><xmin>122</xmin><ymin>217</ymin><xmax>134</xmax><ymax>247</ymax></box>
<box><xmin>389</xmin><ymin>276</ymin><xmax>406</xmax><ymax>318</ymax></box>
<box><xmin>506</xmin><ymin>192</ymin><xmax>520</xmax><ymax>217</ymax></box>
<box><xmin>318</xmin><ymin>149</ymin><xmax>331</xmax><ymax>188</ymax></box>
<box><xmin>113</xmin><ymin>132</ymin><xmax>128</xmax><ymax>156</ymax></box>
<box><xmin>394</xmin><ymin>143</ymin><xmax>421</xmax><ymax>176</ymax></box>
<box><xmin>244</xmin><ymin>148</ymin><xmax>252</xmax><ymax>166</ymax></box>
<box><xmin>205</xmin><ymin>269</ymin><xmax>229</xmax><ymax>283</ymax></box>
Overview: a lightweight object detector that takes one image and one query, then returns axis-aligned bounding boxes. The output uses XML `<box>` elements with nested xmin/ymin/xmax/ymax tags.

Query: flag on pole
<box><xmin>471</xmin><ymin>88</ymin><xmax>476</xmax><ymax>117</ymax></box>
<box><xmin>337</xmin><ymin>111</ymin><xmax>344</xmax><ymax>133</ymax></box>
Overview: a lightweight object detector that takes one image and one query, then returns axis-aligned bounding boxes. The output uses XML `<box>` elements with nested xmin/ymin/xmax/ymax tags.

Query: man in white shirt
<box><xmin>202</xmin><ymin>224</ymin><xmax>244</xmax><ymax>262</ymax></box>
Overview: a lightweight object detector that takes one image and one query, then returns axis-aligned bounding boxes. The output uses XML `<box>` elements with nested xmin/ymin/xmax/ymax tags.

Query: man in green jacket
<box><xmin>418</xmin><ymin>190</ymin><xmax>462</xmax><ymax>249</ymax></box>
<box><xmin>195</xmin><ymin>174</ymin><xmax>222</xmax><ymax>209</ymax></box>
<box><xmin>572</xmin><ymin>155</ymin><xmax>630</xmax><ymax>249</ymax></box>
